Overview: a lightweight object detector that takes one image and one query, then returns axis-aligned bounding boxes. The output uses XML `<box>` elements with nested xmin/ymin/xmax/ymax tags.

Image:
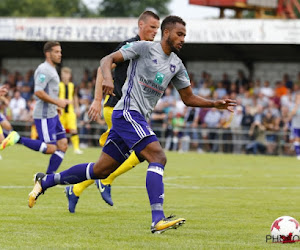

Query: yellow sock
<box><xmin>71</xmin><ymin>134</ymin><xmax>80</xmax><ymax>151</ymax></box>
<box><xmin>101</xmin><ymin>151</ymin><xmax>140</xmax><ymax>185</ymax></box>
<box><xmin>31</xmin><ymin>125</ymin><xmax>38</xmax><ymax>140</ymax></box>
<box><xmin>99</xmin><ymin>130</ymin><xmax>109</xmax><ymax>147</ymax></box>
<box><xmin>72</xmin><ymin>180</ymin><xmax>94</xmax><ymax>196</ymax></box>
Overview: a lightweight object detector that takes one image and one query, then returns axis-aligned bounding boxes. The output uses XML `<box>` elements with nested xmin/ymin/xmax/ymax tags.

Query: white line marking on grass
<box><xmin>164</xmin><ymin>176</ymin><xmax>191</xmax><ymax>180</ymax></box>
<box><xmin>0</xmin><ymin>186</ymin><xmax>32</xmax><ymax>189</ymax></box>
<box><xmin>199</xmin><ymin>175</ymin><xmax>242</xmax><ymax>178</ymax></box>
<box><xmin>164</xmin><ymin>183</ymin><xmax>300</xmax><ymax>190</ymax></box>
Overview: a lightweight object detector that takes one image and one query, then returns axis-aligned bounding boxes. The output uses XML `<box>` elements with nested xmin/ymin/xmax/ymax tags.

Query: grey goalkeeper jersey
<box><xmin>115</xmin><ymin>41</ymin><xmax>190</xmax><ymax>119</ymax></box>
<box><xmin>33</xmin><ymin>61</ymin><xmax>60</xmax><ymax>119</ymax></box>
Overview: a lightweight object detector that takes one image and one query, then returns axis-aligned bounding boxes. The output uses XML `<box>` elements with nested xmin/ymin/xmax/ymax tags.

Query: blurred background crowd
<box><xmin>0</xmin><ymin>66</ymin><xmax>298</xmax><ymax>155</ymax></box>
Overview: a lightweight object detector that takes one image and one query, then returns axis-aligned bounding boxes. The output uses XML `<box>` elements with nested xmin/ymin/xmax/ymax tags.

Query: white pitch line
<box><xmin>164</xmin><ymin>176</ymin><xmax>191</xmax><ymax>180</ymax></box>
<box><xmin>198</xmin><ymin>175</ymin><xmax>242</xmax><ymax>178</ymax></box>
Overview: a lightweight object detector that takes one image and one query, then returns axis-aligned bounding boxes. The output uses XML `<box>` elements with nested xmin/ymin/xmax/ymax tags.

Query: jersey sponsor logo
<box><xmin>154</xmin><ymin>72</ymin><xmax>165</xmax><ymax>85</ymax></box>
<box><xmin>170</xmin><ymin>64</ymin><xmax>176</xmax><ymax>73</ymax></box>
<box><xmin>39</xmin><ymin>74</ymin><xmax>46</xmax><ymax>83</ymax></box>
<box><xmin>139</xmin><ymin>76</ymin><xmax>164</xmax><ymax>97</ymax></box>
<box><xmin>122</xmin><ymin>42</ymin><xmax>133</xmax><ymax>49</ymax></box>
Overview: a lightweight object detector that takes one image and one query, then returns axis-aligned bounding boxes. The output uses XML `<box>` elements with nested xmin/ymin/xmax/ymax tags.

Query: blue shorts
<box><xmin>293</xmin><ymin>128</ymin><xmax>300</xmax><ymax>138</ymax></box>
<box><xmin>34</xmin><ymin>115</ymin><xmax>66</xmax><ymax>144</ymax></box>
<box><xmin>102</xmin><ymin>110</ymin><xmax>158</xmax><ymax>163</ymax></box>
<box><xmin>0</xmin><ymin>113</ymin><xmax>6</xmax><ymax>123</ymax></box>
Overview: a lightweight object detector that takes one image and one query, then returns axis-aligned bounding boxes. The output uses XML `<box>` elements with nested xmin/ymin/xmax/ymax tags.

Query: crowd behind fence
<box><xmin>9</xmin><ymin>121</ymin><xmax>294</xmax><ymax>156</ymax></box>
<box><xmin>1</xmin><ymin>67</ymin><xmax>300</xmax><ymax>157</ymax></box>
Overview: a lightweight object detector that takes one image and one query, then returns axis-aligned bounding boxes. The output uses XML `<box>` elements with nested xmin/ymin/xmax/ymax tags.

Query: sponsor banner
<box><xmin>1</xmin><ymin>18</ymin><xmax>300</xmax><ymax>44</ymax></box>
<box><xmin>0</xmin><ymin>18</ymin><xmax>139</xmax><ymax>42</ymax></box>
<box><xmin>186</xmin><ymin>19</ymin><xmax>300</xmax><ymax>44</ymax></box>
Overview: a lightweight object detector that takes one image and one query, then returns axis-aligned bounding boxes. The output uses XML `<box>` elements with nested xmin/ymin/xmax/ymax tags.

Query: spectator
<box><xmin>260</xmin><ymin>80</ymin><xmax>274</xmax><ymax>98</ymax></box>
<box><xmin>275</xmin><ymin>80</ymin><xmax>288</xmax><ymax>98</ymax></box>
<box><xmin>198</xmin><ymin>71</ymin><xmax>208</xmax><ymax>88</ymax></box>
<box><xmin>294</xmin><ymin>72</ymin><xmax>300</xmax><ymax>89</ymax></box>
<box><xmin>221</xmin><ymin>73</ymin><xmax>231</xmax><ymax>94</ymax></box>
<box><xmin>235</xmin><ymin>69</ymin><xmax>248</xmax><ymax>91</ymax></box>
<box><xmin>256</xmin><ymin>92</ymin><xmax>269</xmax><ymax>108</ymax></box>
<box><xmin>161</xmin><ymin>87</ymin><xmax>176</xmax><ymax>114</ymax></box>
<box><xmin>198</xmin><ymin>81</ymin><xmax>212</xmax><ymax>98</ymax></box>
<box><xmin>0</xmin><ymin>68</ymin><xmax>9</xmax><ymax>84</ymax></box>
<box><xmin>283</xmin><ymin>73</ymin><xmax>293</xmax><ymax>90</ymax></box>
<box><xmin>182</xmin><ymin>107</ymin><xmax>200</xmax><ymax>152</ymax></box>
<box><xmin>281</xmin><ymin>88</ymin><xmax>293</xmax><ymax>109</ymax></box>
<box><xmin>230</xmin><ymin>105</ymin><xmax>244</xmax><ymax>154</ymax></box>
<box><xmin>253</xmin><ymin>79</ymin><xmax>262</xmax><ymax>96</ymax></box>
<box><xmin>203</xmin><ymin>108</ymin><xmax>221</xmax><ymax>152</ymax></box>
<box><xmin>20</xmin><ymin>70</ymin><xmax>34</xmax><ymax>101</ymax></box>
<box><xmin>215</xmin><ymin>81</ymin><xmax>227</xmax><ymax>99</ymax></box>
<box><xmin>9</xmin><ymin>90</ymin><xmax>26</xmax><ymax>121</ymax></box>
<box><xmin>240</xmin><ymin>89</ymin><xmax>254</xmax><ymax>107</ymax></box>
<box><xmin>262</xmin><ymin>109</ymin><xmax>279</xmax><ymax>155</ymax></box>
<box><xmin>164</xmin><ymin>110</ymin><xmax>174</xmax><ymax>151</ymax></box>
<box><xmin>151</xmin><ymin>100</ymin><xmax>167</xmax><ymax>139</ymax></box>
<box><xmin>245</xmin><ymin>121</ymin><xmax>267</xmax><ymax>154</ymax></box>
<box><xmin>279</xmin><ymin>105</ymin><xmax>292</xmax><ymax>155</ymax></box>
<box><xmin>171</xmin><ymin>112</ymin><xmax>185</xmax><ymax>151</ymax></box>
<box><xmin>241</xmin><ymin>106</ymin><xmax>254</xmax><ymax>131</ymax></box>
<box><xmin>197</xmin><ymin>108</ymin><xmax>210</xmax><ymax>153</ymax></box>
<box><xmin>220</xmin><ymin>110</ymin><xmax>233</xmax><ymax>153</ymax></box>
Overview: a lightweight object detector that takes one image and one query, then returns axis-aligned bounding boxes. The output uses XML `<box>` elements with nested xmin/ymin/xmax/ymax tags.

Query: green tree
<box><xmin>0</xmin><ymin>0</ymin><xmax>93</xmax><ymax>17</ymax></box>
<box><xmin>98</xmin><ymin>0</ymin><xmax>171</xmax><ymax>17</ymax></box>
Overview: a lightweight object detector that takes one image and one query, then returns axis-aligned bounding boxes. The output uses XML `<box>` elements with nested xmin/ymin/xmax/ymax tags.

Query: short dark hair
<box><xmin>161</xmin><ymin>15</ymin><xmax>186</xmax><ymax>35</ymax></box>
<box><xmin>43</xmin><ymin>41</ymin><xmax>60</xmax><ymax>54</ymax></box>
<box><xmin>138</xmin><ymin>10</ymin><xmax>160</xmax><ymax>23</ymax></box>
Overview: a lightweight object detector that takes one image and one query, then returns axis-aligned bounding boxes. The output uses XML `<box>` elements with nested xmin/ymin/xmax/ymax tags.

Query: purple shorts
<box><xmin>293</xmin><ymin>128</ymin><xmax>300</xmax><ymax>138</ymax></box>
<box><xmin>0</xmin><ymin>113</ymin><xmax>6</xmax><ymax>123</ymax></box>
<box><xmin>34</xmin><ymin>115</ymin><xmax>66</xmax><ymax>144</ymax></box>
<box><xmin>102</xmin><ymin>110</ymin><xmax>158</xmax><ymax>163</ymax></box>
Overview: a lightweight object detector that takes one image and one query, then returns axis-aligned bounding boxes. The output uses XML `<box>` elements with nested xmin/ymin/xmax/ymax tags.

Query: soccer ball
<box><xmin>270</xmin><ymin>216</ymin><xmax>300</xmax><ymax>242</ymax></box>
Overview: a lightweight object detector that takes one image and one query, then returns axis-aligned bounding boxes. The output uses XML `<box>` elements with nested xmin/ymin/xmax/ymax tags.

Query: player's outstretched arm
<box><xmin>0</xmin><ymin>85</ymin><xmax>8</xmax><ymax>96</ymax></box>
<box><xmin>178</xmin><ymin>86</ymin><xmax>237</xmax><ymax>112</ymax></box>
<box><xmin>100</xmin><ymin>51</ymin><xmax>124</xmax><ymax>96</ymax></box>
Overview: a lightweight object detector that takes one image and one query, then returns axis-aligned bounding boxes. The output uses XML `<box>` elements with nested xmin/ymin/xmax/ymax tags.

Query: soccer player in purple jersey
<box><xmin>0</xmin><ymin>42</ymin><xmax>69</xmax><ymax>174</ymax></box>
<box><xmin>28</xmin><ymin>16</ymin><xmax>236</xmax><ymax>233</ymax></box>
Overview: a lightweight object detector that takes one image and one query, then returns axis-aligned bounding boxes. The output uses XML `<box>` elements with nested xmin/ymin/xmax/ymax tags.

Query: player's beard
<box><xmin>50</xmin><ymin>55</ymin><xmax>61</xmax><ymax>66</ymax></box>
<box><xmin>166</xmin><ymin>36</ymin><xmax>180</xmax><ymax>55</ymax></box>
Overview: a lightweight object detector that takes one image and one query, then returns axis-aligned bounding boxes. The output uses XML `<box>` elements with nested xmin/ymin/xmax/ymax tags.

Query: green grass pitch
<box><xmin>1</xmin><ymin>145</ymin><xmax>300</xmax><ymax>249</ymax></box>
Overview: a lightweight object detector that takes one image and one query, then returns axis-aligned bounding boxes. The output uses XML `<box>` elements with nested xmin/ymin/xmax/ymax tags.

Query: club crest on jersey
<box><xmin>170</xmin><ymin>64</ymin><xmax>176</xmax><ymax>73</ymax></box>
<box><xmin>154</xmin><ymin>72</ymin><xmax>165</xmax><ymax>85</ymax></box>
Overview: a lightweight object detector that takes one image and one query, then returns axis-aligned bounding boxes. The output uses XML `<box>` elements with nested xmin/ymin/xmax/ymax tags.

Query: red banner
<box><xmin>189</xmin><ymin>0</ymin><xmax>246</xmax><ymax>7</ymax></box>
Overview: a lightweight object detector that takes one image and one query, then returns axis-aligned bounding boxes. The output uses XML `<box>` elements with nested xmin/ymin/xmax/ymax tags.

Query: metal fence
<box><xmin>8</xmin><ymin>121</ymin><xmax>293</xmax><ymax>156</ymax></box>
